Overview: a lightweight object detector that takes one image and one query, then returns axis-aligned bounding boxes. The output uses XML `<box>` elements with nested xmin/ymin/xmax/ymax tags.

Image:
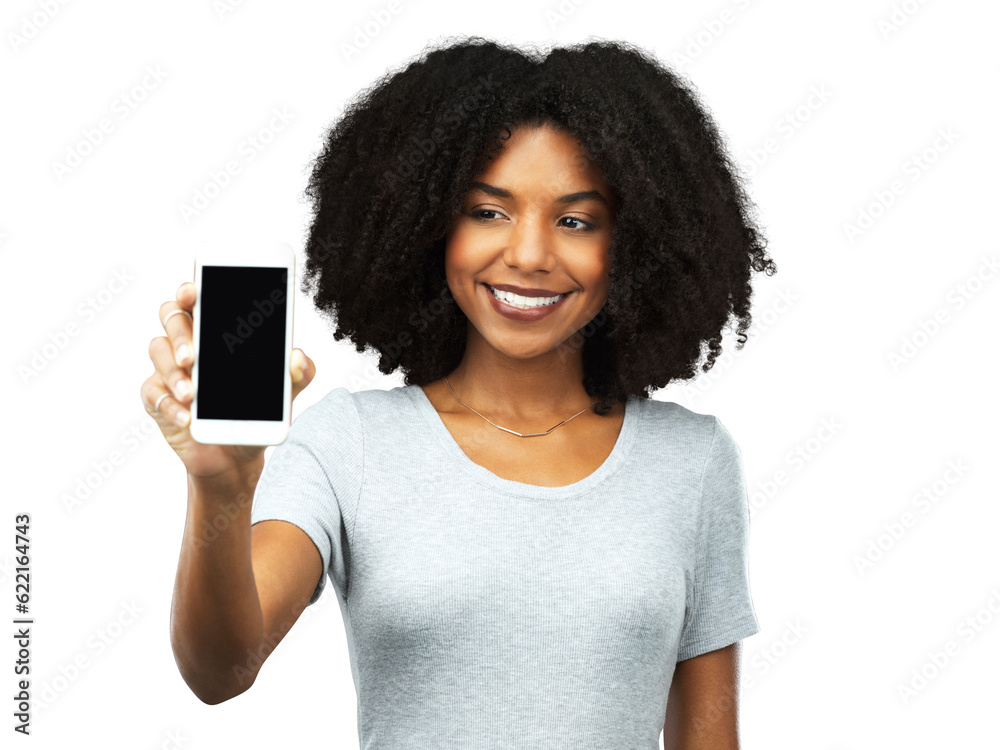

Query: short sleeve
<box><xmin>676</xmin><ymin>416</ymin><xmax>760</xmax><ymax>661</ymax></box>
<box><xmin>250</xmin><ymin>387</ymin><xmax>364</xmax><ymax>606</ymax></box>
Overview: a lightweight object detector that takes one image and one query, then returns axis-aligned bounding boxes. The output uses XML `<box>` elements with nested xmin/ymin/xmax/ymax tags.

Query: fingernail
<box><xmin>175</xmin><ymin>409</ymin><xmax>189</xmax><ymax>426</ymax></box>
<box><xmin>175</xmin><ymin>379</ymin><xmax>192</xmax><ymax>399</ymax></box>
<box><xmin>176</xmin><ymin>344</ymin><xmax>191</xmax><ymax>365</ymax></box>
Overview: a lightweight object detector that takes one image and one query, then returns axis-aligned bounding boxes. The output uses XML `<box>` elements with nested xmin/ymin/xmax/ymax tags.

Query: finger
<box><xmin>291</xmin><ymin>348</ymin><xmax>305</xmax><ymax>380</ymax></box>
<box><xmin>291</xmin><ymin>349</ymin><xmax>314</xmax><ymax>397</ymax></box>
<box><xmin>140</xmin><ymin>374</ymin><xmax>190</xmax><ymax>427</ymax></box>
<box><xmin>175</xmin><ymin>282</ymin><xmax>196</xmax><ymax>364</ymax></box>
<box><xmin>176</xmin><ymin>281</ymin><xmax>196</xmax><ymax>306</ymax></box>
<box><xmin>159</xmin><ymin>300</ymin><xmax>194</xmax><ymax>368</ymax></box>
<box><xmin>148</xmin><ymin>335</ymin><xmax>194</xmax><ymax>404</ymax></box>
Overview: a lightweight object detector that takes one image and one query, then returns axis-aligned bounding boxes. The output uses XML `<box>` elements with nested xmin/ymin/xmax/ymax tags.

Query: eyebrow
<box><xmin>470</xmin><ymin>180</ymin><xmax>609</xmax><ymax>207</ymax></box>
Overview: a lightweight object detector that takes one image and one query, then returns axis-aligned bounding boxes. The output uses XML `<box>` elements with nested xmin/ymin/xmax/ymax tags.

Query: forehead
<box><xmin>476</xmin><ymin>124</ymin><xmax>607</xmax><ymax>189</ymax></box>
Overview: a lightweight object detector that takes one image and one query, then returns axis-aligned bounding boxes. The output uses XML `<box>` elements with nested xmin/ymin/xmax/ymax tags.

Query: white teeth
<box><xmin>488</xmin><ymin>285</ymin><xmax>566</xmax><ymax>310</ymax></box>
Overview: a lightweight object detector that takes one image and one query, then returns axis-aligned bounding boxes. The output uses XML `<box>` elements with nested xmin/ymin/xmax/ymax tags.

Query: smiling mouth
<box><xmin>484</xmin><ymin>283</ymin><xmax>570</xmax><ymax>310</ymax></box>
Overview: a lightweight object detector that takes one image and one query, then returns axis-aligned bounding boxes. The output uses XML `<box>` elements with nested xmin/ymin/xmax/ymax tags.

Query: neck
<box><xmin>444</xmin><ymin>325</ymin><xmax>594</xmax><ymax>423</ymax></box>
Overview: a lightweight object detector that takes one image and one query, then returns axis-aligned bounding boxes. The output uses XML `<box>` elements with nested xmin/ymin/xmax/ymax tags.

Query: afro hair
<box><xmin>299</xmin><ymin>35</ymin><xmax>776</xmax><ymax>415</ymax></box>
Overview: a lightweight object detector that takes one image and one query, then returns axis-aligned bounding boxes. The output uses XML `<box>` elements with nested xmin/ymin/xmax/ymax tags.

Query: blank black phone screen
<box><xmin>196</xmin><ymin>265</ymin><xmax>288</xmax><ymax>421</ymax></box>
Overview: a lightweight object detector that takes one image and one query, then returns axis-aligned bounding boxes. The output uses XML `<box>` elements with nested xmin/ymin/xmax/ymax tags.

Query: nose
<box><xmin>501</xmin><ymin>211</ymin><xmax>557</xmax><ymax>273</ymax></box>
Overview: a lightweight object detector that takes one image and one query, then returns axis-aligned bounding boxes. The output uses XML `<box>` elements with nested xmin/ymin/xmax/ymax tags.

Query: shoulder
<box><xmin>289</xmin><ymin>385</ymin><xmax>361</xmax><ymax>432</ymax></box>
<box><xmin>638</xmin><ymin>396</ymin><xmax>723</xmax><ymax>447</ymax></box>
<box><xmin>636</xmin><ymin>397</ymin><xmax>745</xmax><ymax>480</ymax></box>
<box><xmin>290</xmin><ymin>384</ymin><xmax>417</xmax><ymax>439</ymax></box>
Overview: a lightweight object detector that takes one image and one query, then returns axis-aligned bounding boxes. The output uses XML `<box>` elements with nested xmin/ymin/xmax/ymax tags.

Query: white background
<box><xmin>3</xmin><ymin>0</ymin><xmax>999</xmax><ymax>747</ymax></box>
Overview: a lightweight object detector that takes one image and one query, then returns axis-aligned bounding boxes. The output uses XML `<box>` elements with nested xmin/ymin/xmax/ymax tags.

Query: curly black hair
<box><xmin>299</xmin><ymin>35</ymin><xmax>776</xmax><ymax>416</ymax></box>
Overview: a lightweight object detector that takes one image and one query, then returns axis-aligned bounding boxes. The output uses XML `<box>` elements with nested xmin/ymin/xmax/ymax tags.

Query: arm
<box><xmin>170</xmin><ymin>463</ymin><xmax>323</xmax><ymax>704</ymax></box>
<box><xmin>663</xmin><ymin>642</ymin><xmax>744</xmax><ymax>750</ymax></box>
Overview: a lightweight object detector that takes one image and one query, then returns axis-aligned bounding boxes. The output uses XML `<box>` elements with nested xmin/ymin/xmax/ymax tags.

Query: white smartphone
<box><xmin>188</xmin><ymin>236</ymin><xmax>296</xmax><ymax>446</ymax></box>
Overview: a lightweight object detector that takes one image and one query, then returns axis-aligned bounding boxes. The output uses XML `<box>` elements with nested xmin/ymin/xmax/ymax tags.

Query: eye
<box><xmin>559</xmin><ymin>216</ymin><xmax>595</xmax><ymax>232</ymax></box>
<box><xmin>470</xmin><ymin>209</ymin><xmax>506</xmax><ymax>222</ymax></box>
<box><xmin>469</xmin><ymin>209</ymin><xmax>595</xmax><ymax>232</ymax></box>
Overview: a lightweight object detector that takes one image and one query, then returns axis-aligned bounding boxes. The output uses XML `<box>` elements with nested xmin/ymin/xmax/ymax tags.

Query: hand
<box><xmin>140</xmin><ymin>281</ymin><xmax>316</xmax><ymax>480</ymax></box>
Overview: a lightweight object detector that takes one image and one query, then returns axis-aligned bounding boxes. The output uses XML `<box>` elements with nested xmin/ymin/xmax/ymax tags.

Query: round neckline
<box><xmin>406</xmin><ymin>383</ymin><xmax>642</xmax><ymax>499</ymax></box>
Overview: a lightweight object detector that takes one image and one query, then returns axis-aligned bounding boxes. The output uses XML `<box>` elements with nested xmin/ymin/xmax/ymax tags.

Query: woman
<box><xmin>143</xmin><ymin>37</ymin><xmax>776</xmax><ymax>749</ymax></box>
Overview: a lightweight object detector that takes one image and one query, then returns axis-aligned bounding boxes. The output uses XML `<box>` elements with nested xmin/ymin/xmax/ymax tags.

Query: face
<box><xmin>445</xmin><ymin>124</ymin><xmax>615</xmax><ymax>361</ymax></box>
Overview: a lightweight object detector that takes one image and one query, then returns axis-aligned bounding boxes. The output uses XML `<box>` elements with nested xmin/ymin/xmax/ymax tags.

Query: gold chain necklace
<box><xmin>443</xmin><ymin>376</ymin><xmax>596</xmax><ymax>438</ymax></box>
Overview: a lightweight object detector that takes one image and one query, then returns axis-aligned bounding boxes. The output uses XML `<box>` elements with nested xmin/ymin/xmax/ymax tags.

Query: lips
<box><xmin>489</xmin><ymin>282</ymin><xmax>570</xmax><ymax>297</ymax></box>
<box><xmin>486</xmin><ymin>284</ymin><xmax>567</xmax><ymax>306</ymax></box>
<box><xmin>481</xmin><ymin>282</ymin><xmax>571</xmax><ymax>322</ymax></box>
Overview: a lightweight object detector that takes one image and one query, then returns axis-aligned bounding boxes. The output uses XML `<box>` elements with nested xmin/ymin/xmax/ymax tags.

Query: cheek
<box><xmin>443</xmin><ymin>233</ymin><xmax>482</xmax><ymax>305</ymax></box>
<box><xmin>444</xmin><ymin>234</ymin><xmax>467</xmax><ymax>278</ymax></box>
<box><xmin>444</xmin><ymin>226</ymin><xmax>480</xmax><ymax>273</ymax></box>
<box><xmin>579</xmin><ymin>249</ymin><xmax>612</xmax><ymax>293</ymax></box>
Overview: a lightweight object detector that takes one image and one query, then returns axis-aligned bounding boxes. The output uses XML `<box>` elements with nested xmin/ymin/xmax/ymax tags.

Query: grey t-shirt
<box><xmin>250</xmin><ymin>384</ymin><xmax>760</xmax><ymax>749</ymax></box>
